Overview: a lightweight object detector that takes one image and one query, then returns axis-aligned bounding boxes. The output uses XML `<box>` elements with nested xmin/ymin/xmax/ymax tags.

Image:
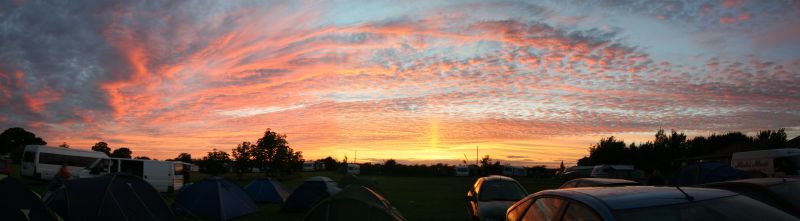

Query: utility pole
<box><xmin>354</xmin><ymin>150</ymin><xmax>357</xmax><ymax>164</ymax></box>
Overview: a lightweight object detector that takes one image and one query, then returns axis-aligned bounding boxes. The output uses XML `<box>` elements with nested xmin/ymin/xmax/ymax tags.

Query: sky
<box><xmin>1</xmin><ymin>0</ymin><xmax>799</xmax><ymax>167</ymax></box>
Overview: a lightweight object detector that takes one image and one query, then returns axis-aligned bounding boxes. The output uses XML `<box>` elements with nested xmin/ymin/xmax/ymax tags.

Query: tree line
<box><xmin>191</xmin><ymin>128</ymin><xmax>304</xmax><ymax>177</ymax></box>
<box><xmin>577</xmin><ymin>128</ymin><xmax>796</xmax><ymax>173</ymax></box>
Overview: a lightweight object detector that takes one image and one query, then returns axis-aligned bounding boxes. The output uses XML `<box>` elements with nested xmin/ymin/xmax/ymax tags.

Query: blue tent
<box><xmin>282</xmin><ymin>176</ymin><xmax>341</xmax><ymax>212</ymax></box>
<box><xmin>172</xmin><ymin>177</ymin><xmax>257</xmax><ymax>221</ymax></box>
<box><xmin>672</xmin><ymin>162</ymin><xmax>749</xmax><ymax>186</ymax></box>
<box><xmin>245</xmin><ymin>178</ymin><xmax>290</xmax><ymax>203</ymax></box>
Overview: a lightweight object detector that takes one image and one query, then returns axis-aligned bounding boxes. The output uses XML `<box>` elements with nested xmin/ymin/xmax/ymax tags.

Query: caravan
<box><xmin>20</xmin><ymin>145</ymin><xmax>108</xmax><ymax>180</ymax></box>
<box><xmin>78</xmin><ymin>158</ymin><xmax>185</xmax><ymax>192</ymax></box>
<box><xmin>346</xmin><ymin>163</ymin><xmax>360</xmax><ymax>175</ymax></box>
<box><xmin>503</xmin><ymin>166</ymin><xmax>527</xmax><ymax>177</ymax></box>
<box><xmin>455</xmin><ymin>165</ymin><xmax>470</xmax><ymax>176</ymax></box>
<box><xmin>731</xmin><ymin>148</ymin><xmax>800</xmax><ymax>177</ymax></box>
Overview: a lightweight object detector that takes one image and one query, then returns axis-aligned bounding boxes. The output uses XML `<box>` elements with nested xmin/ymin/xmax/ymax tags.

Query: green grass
<box><xmin>8</xmin><ymin>164</ymin><xmax>562</xmax><ymax>221</ymax></box>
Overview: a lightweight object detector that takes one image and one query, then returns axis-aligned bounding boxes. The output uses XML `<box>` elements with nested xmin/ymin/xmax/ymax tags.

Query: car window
<box><xmin>522</xmin><ymin>197</ymin><xmax>563</xmax><ymax>221</ymax></box>
<box><xmin>508</xmin><ymin>198</ymin><xmax>535</xmax><ymax>221</ymax></box>
<box><xmin>479</xmin><ymin>180</ymin><xmax>527</xmax><ymax>201</ymax></box>
<box><xmin>563</xmin><ymin>202</ymin><xmax>601</xmax><ymax>221</ymax></box>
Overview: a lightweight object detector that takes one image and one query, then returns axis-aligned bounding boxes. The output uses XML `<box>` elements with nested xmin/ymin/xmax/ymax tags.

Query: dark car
<box><xmin>699</xmin><ymin>178</ymin><xmax>800</xmax><ymax>217</ymax></box>
<box><xmin>465</xmin><ymin>175</ymin><xmax>528</xmax><ymax>221</ymax></box>
<box><xmin>558</xmin><ymin>166</ymin><xmax>593</xmax><ymax>181</ymax></box>
<box><xmin>558</xmin><ymin>178</ymin><xmax>639</xmax><ymax>189</ymax></box>
<box><xmin>506</xmin><ymin>186</ymin><xmax>797</xmax><ymax>221</ymax></box>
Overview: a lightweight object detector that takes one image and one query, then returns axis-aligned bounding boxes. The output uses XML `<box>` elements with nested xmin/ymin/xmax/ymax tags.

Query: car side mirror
<box><xmin>464</xmin><ymin>195</ymin><xmax>476</xmax><ymax>201</ymax></box>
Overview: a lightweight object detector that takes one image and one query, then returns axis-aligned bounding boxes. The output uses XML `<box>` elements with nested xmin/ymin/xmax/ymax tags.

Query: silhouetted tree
<box><xmin>91</xmin><ymin>142</ymin><xmax>111</xmax><ymax>156</ymax></box>
<box><xmin>134</xmin><ymin>156</ymin><xmax>151</xmax><ymax>160</ymax></box>
<box><xmin>384</xmin><ymin>159</ymin><xmax>397</xmax><ymax>175</ymax></box>
<box><xmin>0</xmin><ymin>127</ymin><xmax>46</xmax><ymax>162</ymax></box>
<box><xmin>173</xmin><ymin>153</ymin><xmax>193</xmax><ymax>163</ymax></box>
<box><xmin>232</xmin><ymin>141</ymin><xmax>254</xmax><ymax>177</ymax></box>
<box><xmin>320</xmin><ymin>156</ymin><xmax>338</xmax><ymax>171</ymax></box>
<box><xmin>200</xmin><ymin>149</ymin><xmax>230</xmax><ymax>175</ymax></box>
<box><xmin>58</xmin><ymin>142</ymin><xmax>70</xmax><ymax>148</ymax></box>
<box><xmin>111</xmin><ymin>147</ymin><xmax>132</xmax><ymax>158</ymax></box>
<box><xmin>254</xmin><ymin>129</ymin><xmax>304</xmax><ymax>176</ymax></box>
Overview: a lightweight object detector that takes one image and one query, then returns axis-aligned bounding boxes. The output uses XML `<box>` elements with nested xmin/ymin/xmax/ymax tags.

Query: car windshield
<box><xmin>478</xmin><ymin>180</ymin><xmax>526</xmax><ymax>201</ymax></box>
<box><xmin>615</xmin><ymin>195</ymin><xmax>796</xmax><ymax>221</ymax></box>
<box><xmin>768</xmin><ymin>182</ymin><xmax>800</xmax><ymax>208</ymax></box>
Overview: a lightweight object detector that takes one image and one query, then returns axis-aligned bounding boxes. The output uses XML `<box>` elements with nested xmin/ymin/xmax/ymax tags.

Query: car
<box><xmin>506</xmin><ymin>186</ymin><xmax>798</xmax><ymax>221</ymax></box>
<box><xmin>465</xmin><ymin>175</ymin><xmax>528</xmax><ymax>221</ymax></box>
<box><xmin>699</xmin><ymin>178</ymin><xmax>800</xmax><ymax>217</ymax></box>
<box><xmin>558</xmin><ymin>166</ymin><xmax>593</xmax><ymax>181</ymax></box>
<box><xmin>558</xmin><ymin>178</ymin><xmax>639</xmax><ymax>189</ymax></box>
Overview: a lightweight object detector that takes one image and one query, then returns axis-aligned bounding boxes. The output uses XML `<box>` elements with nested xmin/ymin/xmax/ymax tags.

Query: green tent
<box><xmin>302</xmin><ymin>185</ymin><xmax>405</xmax><ymax>221</ymax></box>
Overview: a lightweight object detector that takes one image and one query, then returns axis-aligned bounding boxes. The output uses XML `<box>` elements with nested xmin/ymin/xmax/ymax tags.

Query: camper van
<box><xmin>302</xmin><ymin>162</ymin><xmax>315</xmax><ymax>172</ymax></box>
<box><xmin>20</xmin><ymin>145</ymin><xmax>109</xmax><ymax>180</ymax></box>
<box><xmin>346</xmin><ymin>163</ymin><xmax>360</xmax><ymax>175</ymax></box>
<box><xmin>503</xmin><ymin>166</ymin><xmax>527</xmax><ymax>177</ymax></box>
<box><xmin>731</xmin><ymin>148</ymin><xmax>800</xmax><ymax>177</ymax></box>
<box><xmin>78</xmin><ymin>157</ymin><xmax>185</xmax><ymax>192</ymax></box>
<box><xmin>455</xmin><ymin>165</ymin><xmax>470</xmax><ymax>176</ymax></box>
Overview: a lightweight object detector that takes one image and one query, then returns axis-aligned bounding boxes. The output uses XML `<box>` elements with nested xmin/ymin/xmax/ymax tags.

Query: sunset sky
<box><xmin>1</xmin><ymin>0</ymin><xmax>799</xmax><ymax>167</ymax></box>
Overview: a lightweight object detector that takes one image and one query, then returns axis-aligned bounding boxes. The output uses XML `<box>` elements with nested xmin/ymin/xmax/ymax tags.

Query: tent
<box><xmin>282</xmin><ymin>176</ymin><xmax>341</xmax><ymax>212</ymax></box>
<box><xmin>672</xmin><ymin>162</ymin><xmax>749</xmax><ymax>186</ymax></box>
<box><xmin>339</xmin><ymin>175</ymin><xmax>380</xmax><ymax>191</ymax></box>
<box><xmin>245</xmin><ymin>178</ymin><xmax>290</xmax><ymax>203</ymax></box>
<box><xmin>0</xmin><ymin>175</ymin><xmax>59</xmax><ymax>221</ymax></box>
<box><xmin>172</xmin><ymin>177</ymin><xmax>257</xmax><ymax>221</ymax></box>
<box><xmin>302</xmin><ymin>185</ymin><xmax>406</xmax><ymax>221</ymax></box>
<box><xmin>43</xmin><ymin>173</ymin><xmax>172</xmax><ymax>221</ymax></box>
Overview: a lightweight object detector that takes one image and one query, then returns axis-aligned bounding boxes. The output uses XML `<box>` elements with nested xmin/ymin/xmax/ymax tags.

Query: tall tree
<box><xmin>173</xmin><ymin>153</ymin><xmax>193</xmax><ymax>163</ymax></box>
<box><xmin>201</xmin><ymin>149</ymin><xmax>231</xmax><ymax>175</ymax></box>
<box><xmin>111</xmin><ymin>147</ymin><xmax>132</xmax><ymax>158</ymax></box>
<box><xmin>0</xmin><ymin>127</ymin><xmax>47</xmax><ymax>162</ymax></box>
<box><xmin>91</xmin><ymin>142</ymin><xmax>111</xmax><ymax>156</ymax></box>
<box><xmin>253</xmin><ymin>128</ymin><xmax>304</xmax><ymax>175</ymax></box>
<box><xmin>232</xmin><ymin>141</ymin><xmax>254</xmax><ymax>175</ymax></box>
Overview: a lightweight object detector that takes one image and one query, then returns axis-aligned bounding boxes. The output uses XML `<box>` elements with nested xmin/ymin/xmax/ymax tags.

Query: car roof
<box><xmin>481</xmin><ymin>175</ymin><xmax>518</xmax><ymax>182</ymax></box>
<box><xmin>703</xmin><ymin>178</ymin><xmax>800</xmax><ymax>187</ymax></box>
<box><xmin>570</xmin><ymin>178</ymin><xmax>638</xmax><ymax>185</ymax></box>
<box><xmin>535</xmin><ymin>186</ymin><xmax>737</xmax><ymax>210</ymax></box>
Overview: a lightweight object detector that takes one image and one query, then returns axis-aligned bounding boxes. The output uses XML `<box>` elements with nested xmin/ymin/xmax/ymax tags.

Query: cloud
<box><xmin>0</xmin><ymin>1</ymin><xmax>798</xmax><ymax>165</ymax></box>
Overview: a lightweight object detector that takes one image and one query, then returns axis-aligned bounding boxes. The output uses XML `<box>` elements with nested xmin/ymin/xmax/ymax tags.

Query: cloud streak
<box><xmin>1</xmin><ymin>1</ymin><xmax>798</xmax><ymax>167</ymax></box>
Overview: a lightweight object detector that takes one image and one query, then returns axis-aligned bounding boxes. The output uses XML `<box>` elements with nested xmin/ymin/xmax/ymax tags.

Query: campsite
<box><xmin>5</xmin><ymin>163</ymin><xmax>560</xmax><ymax>221</ymax></box>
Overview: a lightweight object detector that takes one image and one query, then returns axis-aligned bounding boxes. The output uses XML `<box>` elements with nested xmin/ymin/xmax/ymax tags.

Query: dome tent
<box><xmin>244</xmin><ymin>178</ymin><xmax>290</xmax><ymax>203</ymax></box>
<box><xmin>0</xmin><ymin>175</ymin><xmax>59</xmax><ymax>221</ymax></box>
<box><xmin>43</xmin><ymin>173</ymin><xmax>172</xmax><ymax>221</ymax></box>
<box><xmin>282</xmin><ymin>176</ymin><xmax>341</xmax><ymax>212</ymax></box>
<box><xmin>172</xmin><ymin>177</ymin><xmax>257</xmax><ymax>221</ymax></box>
<box><xmin>302</xmin><ymin>185</ymin><xmax>406</xmax><ymax>221</ymax></box>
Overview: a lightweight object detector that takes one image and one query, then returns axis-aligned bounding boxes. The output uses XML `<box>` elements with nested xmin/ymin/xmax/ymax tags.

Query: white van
<box><xmin>20</xmin><ymin>145</ymin><xmax>109</xmax><ymax>180</ymax></box>
<box><xmin>346</xmin><ymin>163</ymin><xmax>360</xmax><ymax>175</ymax></box>
<box><xmin>302</xmin><ymin>162</ymin><xmax>315</xmax><ymax>172</ymax></box>
<box><xmin>78</xmin><ymin>158</ymin><xmax>185</xmax><ymax>192</ymax></box>
<box><xmin>455</xmin><ymin>165</ymin><xmax>470</xmax><ymax>176</ymax></box>
<box><xmin>731</xmin><ymin>148</ymin><xmax>800</xmax><ymax>177</ymax></box>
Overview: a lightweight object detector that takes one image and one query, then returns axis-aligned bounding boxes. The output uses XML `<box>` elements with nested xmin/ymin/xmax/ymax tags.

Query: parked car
<box><xmin>559</xmin><ymin>178</ymin><xmax>639</xmax><ymax>189</ymax></box>
<box><xmin>506</xmin><ymin>186</ymin><xmax>797</xmax><ymax>221</ymax></box>
<box><xmin>699</xmin><ymin>178</ymin><xmax>800</xmax><ymax>217</ymax></box>
<box><xmin>558</xmin><ymin>166</ymin><xmax>593</xmax><ymax>181</ymax></box>
<box><xmin>465</xmin><ymin>175</ymin><xmax>528</xmax><ymax>221</ymax></box>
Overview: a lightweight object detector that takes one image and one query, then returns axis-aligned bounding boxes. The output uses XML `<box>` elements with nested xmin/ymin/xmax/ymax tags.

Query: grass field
<box><xmin>8</xmin><ymin>164</ymin><xmax>562</xmax><ymax>221</ymax></box>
